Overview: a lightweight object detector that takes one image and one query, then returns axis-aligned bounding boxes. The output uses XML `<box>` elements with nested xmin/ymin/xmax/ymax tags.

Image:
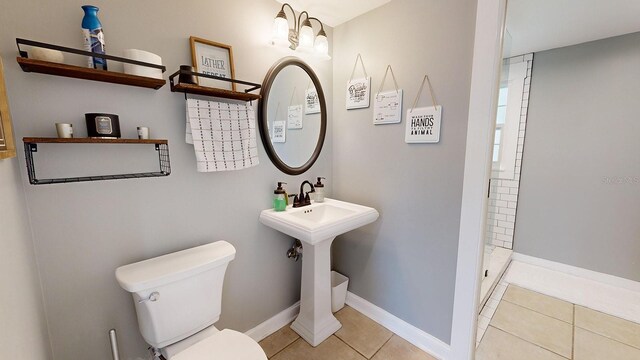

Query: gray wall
<box><xmin>0</xmin><ymin>1</ymin><xmax>332</xmax><ymax>359</ymax></box>
<box><xmin>0</xmin><ymin>158</ymin><xmax>51</xmax><ymax>359</ymax></box>
<box><xmin>331</xmin><ymin>0</ymin><xmax>477</xmax><ymax>343</ymax></box>
<box><xmin>515</xmin><ymin>32</ymin><xmax>640</xmax><ymax>281</ymax></box>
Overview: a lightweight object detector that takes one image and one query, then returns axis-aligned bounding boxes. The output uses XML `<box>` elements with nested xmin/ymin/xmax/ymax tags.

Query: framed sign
<box><xmin>287</xmin><ymin>105</ymin><xmax>303</xmax><ymax>129</ymax></box>
<box><xmin>405</xmin><ymin>106</ymin><xmax>442</xmax><ymax>143</ymax></box>
<box><xmin>346</xmin><ymin>77</ymin><xmax>371</xmax><ymax>109</ymax></box>
<box><xmin>272</xmin><ymin>121</ymin><xmax>286</xmax><ymax>143</ymax></box>
<box><xmin>305</xmin><ymin>88</ymin><xmax>320</xmax><ymax>114</ymax></box>
<box><xmin>190</xmin><ymin>36</ymin><xmax>236</xmax><ymax>91</ymax></box>
<box><xmin>373</xmin><ymin>89</ymin><xmax>403</xmax><ymax>125</ymax></box>
<box><xmin>0</xmin><ymin>57</ymin><xmax>16</xmax><ymax>160</ymax></box>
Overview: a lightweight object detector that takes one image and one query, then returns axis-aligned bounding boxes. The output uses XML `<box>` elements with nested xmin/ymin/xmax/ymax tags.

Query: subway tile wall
<box><xmin>486</xmin><ymin>54</ymin><xmax>533</xmax><ymax>249</ymax></box>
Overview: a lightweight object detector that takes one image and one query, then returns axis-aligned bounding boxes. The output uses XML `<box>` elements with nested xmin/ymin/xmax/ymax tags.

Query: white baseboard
<box><xmin>245</xmin><ymin>294</ymin><xmax>453</xmax><ymax>359</ymax></box>
<box><xmin>507</xmin><ymin>254</ymin><xmax>640</xmax><ymax>324</ymax></box>
<box><xmin>245</xmin><ymin>301</ymin><xmax>300</xmax><ymax>342</ymax></box>
<box><xmin>511</xmin><ymin>253</ymin><xmax>640</xmax><ymax>293</ymax></box>
<box><xmin>345</xmin><ymin>292</ymin><xmax>451</xmax><ymax>360</ymax></box>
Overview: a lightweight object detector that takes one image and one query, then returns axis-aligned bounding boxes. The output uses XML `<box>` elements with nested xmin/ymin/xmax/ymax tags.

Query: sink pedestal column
<box><xmin>291</xmin><ymin>236</ymin><xmax>342</xmax><ymax>347</ymax></box>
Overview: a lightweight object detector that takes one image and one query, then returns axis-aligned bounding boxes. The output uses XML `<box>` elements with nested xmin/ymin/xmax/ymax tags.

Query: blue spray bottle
<box><xmin>81</xmin><ymin>5</ymin><xmax>107</xmax><ymax>70</ymax></box>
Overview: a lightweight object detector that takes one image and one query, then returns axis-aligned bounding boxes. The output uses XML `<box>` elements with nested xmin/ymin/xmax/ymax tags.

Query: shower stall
<box><xmin>480</xmin><ymin>47</ymin><xmax>534</xmax><ymax>307</ymax></box>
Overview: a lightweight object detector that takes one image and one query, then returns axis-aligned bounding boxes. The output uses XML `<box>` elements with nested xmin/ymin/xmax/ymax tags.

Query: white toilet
<box><xmin>115</xmin><ymin>241</ymin><xmax>267</xmax><ymax>360</ymax></box>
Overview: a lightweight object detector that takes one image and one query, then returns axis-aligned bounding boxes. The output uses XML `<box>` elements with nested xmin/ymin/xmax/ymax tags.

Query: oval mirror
<box><xmin>258</xmin><ymin>57</ymin><xmax>327</xmax><ymax>175</ymax></box>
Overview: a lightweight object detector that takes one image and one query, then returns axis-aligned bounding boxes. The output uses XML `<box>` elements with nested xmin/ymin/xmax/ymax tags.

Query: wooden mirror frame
<box><xmin>258</xmin><ymin>57</ymin><xmax>326</xmax><ymax>175</ymax></box>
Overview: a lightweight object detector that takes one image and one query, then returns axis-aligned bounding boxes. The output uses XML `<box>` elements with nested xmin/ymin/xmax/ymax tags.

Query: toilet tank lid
<box><xmin>115</xmin><ymin>241</ymin><xmax>236</xmax><ymax>293</ymax></box>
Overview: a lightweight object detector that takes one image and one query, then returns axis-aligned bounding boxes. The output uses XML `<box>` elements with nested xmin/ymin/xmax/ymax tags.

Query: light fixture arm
<box><xmin>307</xmin><ymin>17</ymin><xmax>326</xmax><ymax>36</ymax></box>
<box><xmin>279</xmin><ymin>3</ymin><xmax>298</xmax><ymax>30</ymax></box>
<box><xmin>297</xmin><ymin>11</ymin><xmax>310</xmax><ymax>33</ymax></box>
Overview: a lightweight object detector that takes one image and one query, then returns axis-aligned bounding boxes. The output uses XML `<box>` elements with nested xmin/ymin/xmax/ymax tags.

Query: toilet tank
<box><xmin>116</xmin><ymin>241</ymin><xmax>236</xmax><ymax>349</ymax></box>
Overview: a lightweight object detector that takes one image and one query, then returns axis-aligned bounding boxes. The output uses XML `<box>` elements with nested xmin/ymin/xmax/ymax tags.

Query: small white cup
<box><xmin>137</xmin><ymin>126</ymin><xmax>150</xmax><ymax>139</ymax></box>
<box><xmin>55</xmin><ymin>123</ymin><xmax>73</xmax><ymax>138</ymax></box>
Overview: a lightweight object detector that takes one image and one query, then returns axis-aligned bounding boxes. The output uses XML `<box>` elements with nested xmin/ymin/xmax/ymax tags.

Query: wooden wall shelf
<box><xmin>169</xmin><ymin>68</ymin><xmax>261</xmax><ymax>102</ymax></box>
<box><xmin>23</xmin><ymin>137</ymin><xmax>171</xmax><ymax>185</ymax></box>
<box><xmin>15</xmin><ymin>38</ymin><xmax>167</xmax><ymax>90</ymax></box>
<box><xmin>171</xmin><ymin>83</ymin><xmax>260</xmax><ymax>101</ymax></box>
<box><xmin>17</xmin><ymin>58</ymin><xmax>166</xmax><ymax>90</ymax></box>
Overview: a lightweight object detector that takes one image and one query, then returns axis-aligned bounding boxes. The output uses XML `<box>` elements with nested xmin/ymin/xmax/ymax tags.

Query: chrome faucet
<box><xmin>292</xmin><ymin>180</ymin><xmax>315</xmax><ymax>207</ymax></box>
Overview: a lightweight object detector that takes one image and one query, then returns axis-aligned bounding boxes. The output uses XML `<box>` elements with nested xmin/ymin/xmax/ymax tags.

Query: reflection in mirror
<box><xmin>259</xmin><ymin>57</ymin><xmax>326</xmax><ymax>175</ymax></box>
<box><xmin>268</xmin><ymin>65</ymin><xmax>321</xmax><ymax>167</ymax></box>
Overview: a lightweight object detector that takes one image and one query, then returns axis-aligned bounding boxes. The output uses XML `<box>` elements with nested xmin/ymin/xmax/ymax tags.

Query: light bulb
<box><xmin>314</xmin><ymin>32</ymin><xmax>329</xmax><ymax>59</ymax></box>
<box><xmin>298</xmin><ymin>22</ymin><xmax>314</xmax><ymax>52</ymax></box>
<box><xmin>271</xmin><ymin>14</ymin><xmax>290</xmax><ymax>47</ymax></box>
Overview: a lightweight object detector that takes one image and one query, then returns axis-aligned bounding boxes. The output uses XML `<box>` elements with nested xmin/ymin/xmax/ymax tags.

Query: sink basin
<box><xmin>260</xmin><ymin>198</ymin><xmax>379</xmax><ymax>347</ymax></box>
<box><xmin>259</xmin><ymin>198</ymin><xmax>379</xmax><ymax>245</ymax></box>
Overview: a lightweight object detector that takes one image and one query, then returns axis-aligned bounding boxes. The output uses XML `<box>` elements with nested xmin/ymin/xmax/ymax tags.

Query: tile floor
<box><xmin>259</xmin><ymin>306</ymin><xmax>437</xmax><ymax>360</ymax></box>
<box><xmin>476</xmin><ymin>283</ymin><xmax>640</xmax><ymax>359</ymax></box>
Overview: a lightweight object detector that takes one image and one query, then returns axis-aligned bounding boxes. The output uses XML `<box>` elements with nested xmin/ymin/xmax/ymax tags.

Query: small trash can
<box><xmin>331</xmin><ymin>271</ymin><xmax>349</xmax><ymax>313</ymax></box>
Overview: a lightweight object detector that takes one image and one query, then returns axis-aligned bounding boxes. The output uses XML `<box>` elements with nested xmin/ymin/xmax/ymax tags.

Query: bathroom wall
<box><xmin>0</xmin><ymin>158</ymin><xmax>51</xmax><ymax>359</ymax></box>
<box><xmin>332</xmin><ymin>0</ymin><xmax>477</xmax><ymax>343</ymax></box>
<box><xmin>515</xmin><ymin>32</ymin><xmax>640</xmax><ymax>281</ymax></box>
<box><xmin>0</xmin><ymin>1</ymin><xmax>332</xmax><ymax>359</ymax></box>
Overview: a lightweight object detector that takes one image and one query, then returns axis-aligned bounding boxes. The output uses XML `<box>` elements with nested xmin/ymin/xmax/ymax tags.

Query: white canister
<box><xmin>122</xmin><ymin>49</ymin><xmax>163</xmax><ymax>79</ymax></box>
<box><xmin>30</xmin><ymin>47</ymin><xmax>65</xmax><ymax>64</ymax></box>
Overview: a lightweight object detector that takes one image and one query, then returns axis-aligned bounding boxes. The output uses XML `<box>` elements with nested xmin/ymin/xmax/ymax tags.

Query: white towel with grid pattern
<box><xmin>186</xmin><ymin>99</ymin><xmax>259</xmax><ymax>172</ymax></box>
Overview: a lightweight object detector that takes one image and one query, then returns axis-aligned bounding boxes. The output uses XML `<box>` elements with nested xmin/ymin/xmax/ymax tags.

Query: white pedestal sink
<box><xmin>259</xmin><ymin>198</ymin><xmax>379</xmax><ymax>346</ymax></box>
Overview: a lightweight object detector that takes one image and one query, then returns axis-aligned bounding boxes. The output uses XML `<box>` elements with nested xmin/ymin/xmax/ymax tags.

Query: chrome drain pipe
<box><xmin>287</xmin><ymin>239</ymin><xmax>303</xmax><ymax>261</ymax></box>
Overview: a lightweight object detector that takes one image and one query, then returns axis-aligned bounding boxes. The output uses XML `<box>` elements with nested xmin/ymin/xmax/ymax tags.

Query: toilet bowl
<box><xmin>115</xmin><ymin>241</ymin><xmax>267</xmax><ymax>359</ymax></box>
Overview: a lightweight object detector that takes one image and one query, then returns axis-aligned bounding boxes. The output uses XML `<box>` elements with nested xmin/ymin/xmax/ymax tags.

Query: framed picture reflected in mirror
<box><xmin>0</xmin><ymin>57</ymin><xmax>16</xmax><ymax>160</ymax></box>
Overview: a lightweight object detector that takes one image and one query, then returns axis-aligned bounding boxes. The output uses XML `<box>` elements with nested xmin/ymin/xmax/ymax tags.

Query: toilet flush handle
<box><xmin>138</xmin><ymin>291</ymin><xmax>160</xmax><ymax>303</ymax></box>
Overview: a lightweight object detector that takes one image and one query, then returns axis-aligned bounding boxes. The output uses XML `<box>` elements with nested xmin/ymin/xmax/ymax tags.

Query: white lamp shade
<box><xmin>314</xmin><ymin>33</ymin><xmax>329</xmax><ymax>57</ymax></box>
<box><xmin>298</xmin><ymin>24</ymin><xmax>315</xmax><ymax>52</ymax></box>
<box><xmin>271</xmin><ymin>16</ymin><xmax>290</xmax><ymax>46</ymax></box>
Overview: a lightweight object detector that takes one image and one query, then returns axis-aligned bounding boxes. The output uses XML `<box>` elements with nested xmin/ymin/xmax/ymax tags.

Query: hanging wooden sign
<box><xmin>346</xmin><ymin>54</ymin><xmax>371</xmax><ymax>109</ymax></box>
<box><xmin>374</xmin><ymin>90</ymin><xmax>403</xmax><ymax>124</ymax></box>
<box><xmin>405</xmin><ymin>106</ymin><xmax>442</xmax><ymax>143</ymax></box>
<box><xmin>346</xmin><ymin>77</ymin><xmax>371</xmax><ymax>109</ymax></box>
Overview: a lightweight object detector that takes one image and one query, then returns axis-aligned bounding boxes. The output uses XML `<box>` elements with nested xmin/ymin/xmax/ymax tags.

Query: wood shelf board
<box><xmin>17</xmin><ymin>57</ymin><xmax>166</xmax><ymax>90</ymax></box>
<box><xmin>23</xmin><ymin>137</ymin><xmax>168</xmax><ymax>145</ymax></box>
<box><xmin>171</xmin><ymin>83</ymin><xmax>261</xmax><ymax>101</ymax></box>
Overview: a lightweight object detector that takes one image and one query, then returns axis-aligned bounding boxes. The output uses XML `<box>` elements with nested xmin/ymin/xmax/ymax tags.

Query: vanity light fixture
<box><xmin>271</xmin><ymin>3</ymin><xmax>331</xmax><ymax>60</ymax></box>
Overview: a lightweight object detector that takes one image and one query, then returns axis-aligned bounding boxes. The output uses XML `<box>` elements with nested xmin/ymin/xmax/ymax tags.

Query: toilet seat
<box><xmin>171</xmin><ymin>329</ymin><xmax>267</xmax><ymax>360</ymax></box>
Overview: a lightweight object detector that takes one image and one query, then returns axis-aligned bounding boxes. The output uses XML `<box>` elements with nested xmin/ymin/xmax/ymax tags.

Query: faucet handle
<box><xmin>288</xmin><ymin>194</ymin><xmax>300</xmax><ymax>207</ymax></box>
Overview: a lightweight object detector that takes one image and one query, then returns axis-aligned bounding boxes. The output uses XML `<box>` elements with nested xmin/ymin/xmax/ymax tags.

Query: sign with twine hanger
<box><xmin>346</xmin><ymin>53</ymin><xmax>371</xmax><ymax>109</ymax></box>
<box><xmin>272</xmin><ymin>102</ymin><xmax>286</xmax><ymax>143</ymax></box>
<box><xmin>287</xmin><ymin>86</ymin><xmax>303</xmax><ymax>129</ymax></box>
<box><xmin>405</xmin><ymin>75</ymin><xmax>442</xmax><ymax>143</ymax></box>
<box><xmin>305</xmin><ymin>80</ymin><xmax>320</xmax><ymax>114</ymax></box>
<box><xmin>373</xmin><ymin>65</ymin><xmax>403</xmax><ymax>125</ymax></box>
